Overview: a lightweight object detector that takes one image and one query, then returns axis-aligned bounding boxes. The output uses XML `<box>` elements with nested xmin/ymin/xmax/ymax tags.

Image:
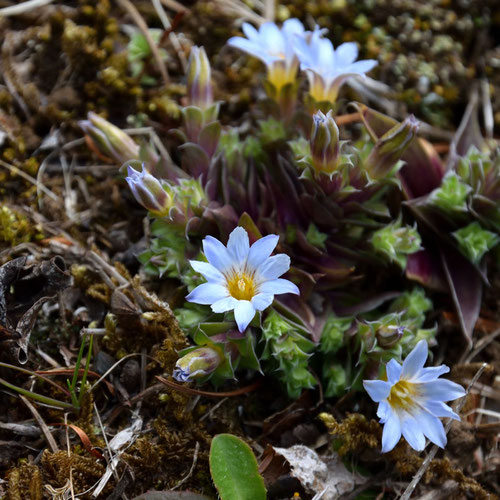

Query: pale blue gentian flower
<box><xmin>186</xmin><ymin>227</ymin><xmax>299</xmax><ymax>332</ymax></box>
<box><xmin>227</xmin><ymin>19</ymin><xmax>306</xmax><ymax>92</ymax></box>
<box><xmin>293</xmin><ymin>32</ymin><xmax>378</xmax><ymax>103</ymax></box>
<box><xmin>363</xmin><ymin>340</ymin><xmax>466</xmax><ymax>453</ymax></box>
<box><xmin>125</xmin><ymin>163</ymin><xmax>171</xmax><ymax>217</ymax></box>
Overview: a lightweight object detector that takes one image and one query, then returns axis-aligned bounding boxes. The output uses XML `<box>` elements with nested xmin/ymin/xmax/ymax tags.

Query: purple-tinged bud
<box><xmin>187</xmin><ymin>46</ymin><xmax>213</xmax><ymax>110</ymax></box>
<box><xmin>310</xmin><ymin>110</ymin><xmax>340</xmax><ymax>175</ymax></box>
<box><xmin>376</xmin><ymin>325</ymin><xmax>405</xmax><ymax>348</ymax></box>
<box><xmin>364</xmin><ymin>115</ymin><xmax>419</xmax><ymax>180</ymax></box>
<box><xmin>173</xmin><ymin>346</ymin><xmax>222</xmax><ymax>382</ymax></box>
<box><xmin>125</xmin><ymin>163</ymin><xmax>171</xmax><ymax>216</ymax></box>
<box><xmin>79</xmin><ymin>112</ymin><xmax>140</xmax><ymax>164</ymax></box>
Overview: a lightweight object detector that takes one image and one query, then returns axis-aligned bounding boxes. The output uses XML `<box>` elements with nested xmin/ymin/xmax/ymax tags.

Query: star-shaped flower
<box><xmin>363</xmin><ymin>340</ymin><xmax>466</xmax><ymax>452</ymax></box>
<box><xmin>227</xmin><ymin>19</ymin><xmax>306</xmax><ymax>91</ymax></box>
<box><xmin>293</xmin><ymin>34</ymin><xmax>378</xmax><ymax>103</ymax></box>
<box><xmin>186</xmin><ymin>227</ymin><xmax>299</xmax><ymax>332</ymax></box>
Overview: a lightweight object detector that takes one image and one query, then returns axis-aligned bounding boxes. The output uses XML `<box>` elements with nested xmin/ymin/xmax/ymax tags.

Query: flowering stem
<box><xmin>399</xmin><ymin>363</ymin><xmax>486</xmax><ymax>500</ymax></box>
<box><xmin>156</xmin><ymin>375</ymin><xmax>263</xmax><ymax>398</ymax></box>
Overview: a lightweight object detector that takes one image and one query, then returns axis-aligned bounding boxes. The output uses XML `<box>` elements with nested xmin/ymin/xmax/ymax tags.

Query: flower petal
<box><xmin>259</xmin><ymin>278</ymin><xmax>299</xmax><ymax>296</ymax></box>
<box><xmin>282</xmin><ymin>18</ymin><xmax>305</xmax><ymax>40</ymax></box>
<box><xmin>401</xmin><ymin>340</ymin><xmax>428</xmax><ymax>380</ymax></box>
<box><xmin>401</xmin><ymin>414</ymin><xmax>426</xmax><ymax>451</ymax></box>
<box><xmin>202</xmin><ymin>235</ymin><xmax>233</xmax><ymax>272</ymax></box>
<box><xmin>363</xmin><ymin>379</ymin><xmax>391</xmax><ymax>402</ymax></box>
<box><xmin>418</xmin><ymin>410</ymin><xmax>447</xmax><ymax>448</ymax></box>
<box><xmin>241</xmin><ymin>22</ymin><xmax>259</xmax><ymax>41</ymax></box>
<box><xmin>381</xmin><ymin>411</ymin><xmax>402</xmax><ymax>453</ymax></box>
<box><xmin>343</xmin><ymin>59</ymin><xmax>378</xmax><ymax>75</ymax></box>
<box><xmin>251</xmin><ymin>293</ymin><xmax>274</xmax><ymax>311</ymax></box>
<box><xmin>377</xmin><ymin>400</ymin><xmax>391</xmax><ymax>422</ymax></box>
<box><xmin>419</xmin><ymin>379</ymin><xmax>466</xmax><ymax>401</ymax></box>
<box><xmin>227</xmin><ymin>227</ymin><xmax>250</xmax><ymax>264</ymax></box>
<box><xmin>257</xmin><ymin>254</ymin><xmax>291</xmax><ymax>279</ymax></box>
<box><xmin>190</xmin><ymin>260</ymin><xmax>225</xmax><ymax>284</ymax></box>
<box><xmin>335</xmin><ymin>42</ymin><xmax>358</xmax><ymax>67</ymax></box>
<box><xmin>386</xmin><ymin>359</ymin><xmax>402</xmax><ymax>385</ymax></box>
<box><xmin>186</xmin><ymin>283</ymin><xmax>228</xmax><ymax>305</ymax></box>
<box><xmin>260</xmin><ymin>22</ymin><xmax>285</xmax><ymax>52</ymax></box>
<box><xmin>234</xmin><ymin>300</ymin><xmax>256</xmax><ymax>332</ymax></box>
<box><xmin>415</xmin><ymin>365</ymin><xmax>450</xmax><ymax>382</ymax></box>
<box><xmin>247</xmin><ymin>234</ymin><xmax>279</xmax><ymax>270</ymax></box>
<box><xmin>227</xmin><ymin>37</ymin><xmax>268</xmax><ymax>63</ymax></box>
<box><xmin>422</xmin><ymin>400</ymin><xmax>460</xmax><ymax>420</ymax></box>
<box><xmin>211</xmin><ymin>296</ymin><xmax>238</xmax><ymax>313</ymax></box>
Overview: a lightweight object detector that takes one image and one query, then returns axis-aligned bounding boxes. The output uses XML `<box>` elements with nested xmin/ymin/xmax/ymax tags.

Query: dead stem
<box><xmin>156</xmin><ymin>375</ymin><xmax>263</xmax><ymax>398</ymax></box>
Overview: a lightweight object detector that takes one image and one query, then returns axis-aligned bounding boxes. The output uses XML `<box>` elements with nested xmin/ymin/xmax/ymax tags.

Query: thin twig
<box><xmin>0</xmin><ymin>159</ymin><xmax>61</xmax><ymax>203</ymax></box>
<box><xmin>20</xmin><ymin>395</ymin><xmax>59</xmax><ymax>452</ymax></box>
<box><xmin>117</xmin><ymin>0</ymin><xmax>169</xmax><ymax>85</ymax></box>
<box><xmin>399</xmin><ymin>363</ymin><xmax>487</xmax><ymax>500</ymax></box>
<box><xmin>172</xmin><ymin>441</ymin><xmax>200</xmax><ymax>490</ymax></box>
<box><xmin>263</xmin><ymin>0</ymin><xmax>275</xmax><ymax>21</ymax></box>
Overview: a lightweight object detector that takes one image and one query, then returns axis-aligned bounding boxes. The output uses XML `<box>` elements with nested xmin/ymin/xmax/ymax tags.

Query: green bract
<box><xmin>429</xmin><ymin>171</ymin><xmax>472</xmax><ymax>212</ymax></box>
<box><xmin>453</xmin><ymin>222</ymin><xmax>500</xmax><ymax>264</ymax></box>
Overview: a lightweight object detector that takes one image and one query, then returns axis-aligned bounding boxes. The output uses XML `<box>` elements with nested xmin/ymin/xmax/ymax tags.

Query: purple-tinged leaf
<box><xmin>179</xmin><ymin>142</ymin><xmax>210</xmax><ymax>179</ymax></box>
<box><xmin>447</xmin><ymin>88</ymin><xmax>488</xmax><ymax>170</ymax></box>
<box><xmin>199</xmin><ymin>121</ymin><xmax>221</xmax><ymax>157</ymax></box>
<box><xmin>440</xmin><ymin>249</ymin><xmax>482</xmax><ymax>345</ymax></box>
<box><xmin>355</xmin><ymin>103</ymin><xmax>444</xmax><ymax>198</ymax></box>
<box><xmin>406</xmin><ymin>250</ymin><xmax>447</xmax><ymax>292</ymax></box>
<box><xmin>332</xmin><ymin>291</ymin><xmax>402</xmax><ymax>317</ymax></box>
<box><xmin>182</xmin><ymin>106</ymin><xmax>204</xmax><ymax>143</ymax></box>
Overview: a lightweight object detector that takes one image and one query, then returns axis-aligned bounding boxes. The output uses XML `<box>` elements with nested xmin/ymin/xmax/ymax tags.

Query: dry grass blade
<box><xmin>159</xmin><ymin>0</ymin><xmax>187</xmax><ymax>13</ymax></box>
<box><xmin>117</xmin><ymin>0</ymin><xmax>169</xmax><ymax>85</ymax></box>
<box><xmin>0</xmin><ymin>0</ymin><xmax>55</xmax><ymax>17</ymax></box>
<box><xmin>19</xmin><ymin>395</ymin><xmax>59</xmax><ymax>453</ymax></box>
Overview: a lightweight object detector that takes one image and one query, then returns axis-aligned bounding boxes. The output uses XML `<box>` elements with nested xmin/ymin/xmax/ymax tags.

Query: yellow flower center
<box><xmin>226</xmin><ymin>271</ymin><xmax>256</xmax><ymax>301</ymax></box>
<box><xmin>387</xmin><ymin>380</ymin><xmax>418</xmax><ymax>412</ymax></box>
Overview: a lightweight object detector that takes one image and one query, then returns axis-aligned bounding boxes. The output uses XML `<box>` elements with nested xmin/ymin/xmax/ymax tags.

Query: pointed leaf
<box><xmin>355</xmin><ymin>103</ymin><xmax>444</xmax><ymax>198</ymax></box>
<box><xmin>440</xmin><ymin>249</ymin><xmax>482</xmax><ymax>345</ymax></box>
<box><xmin>199</xmin><ymin>121</ymin><xmax>221</xmax><ymax>157</ymax></box>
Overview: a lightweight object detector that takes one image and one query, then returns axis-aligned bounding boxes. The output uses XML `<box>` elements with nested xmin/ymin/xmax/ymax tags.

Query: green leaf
<box><xmin>209</xmin><ymin>434</ymin><xmax>266</xmax><ymax>500</ymax></box>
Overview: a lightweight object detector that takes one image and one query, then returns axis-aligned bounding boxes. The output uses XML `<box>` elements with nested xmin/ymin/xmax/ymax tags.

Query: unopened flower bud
<box><xmin>310</xmin><ymin>110</ymin><xmax>340</xmax><ymax>175</ymax></box>
<box><xmin>364</xmin><ymin>115</ymin><xmax>419</xmax><ymax>179</ymax></box>
<box><xmin>79</xmin><ymin>112</ymin><xmax>140</xmax><ymax>164</ymax></box>
<box><xmin>187</xmin><ymin>46</ymin><xmax>213</xmax><ymax>110</ymax></box>
<box><xmin>376</xmin><ymin>325</ymin><xmax>404</xmax><ymax>348</ymax></box>
<box><xmin>125</xmin><ymin>163</ymin><xmax>172</xmax><ymax>216</ymax></box>
<box><xmin>173</xmin><ymin>347</ymin><xmax>222</xmax><ymax>382</ymax></box>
